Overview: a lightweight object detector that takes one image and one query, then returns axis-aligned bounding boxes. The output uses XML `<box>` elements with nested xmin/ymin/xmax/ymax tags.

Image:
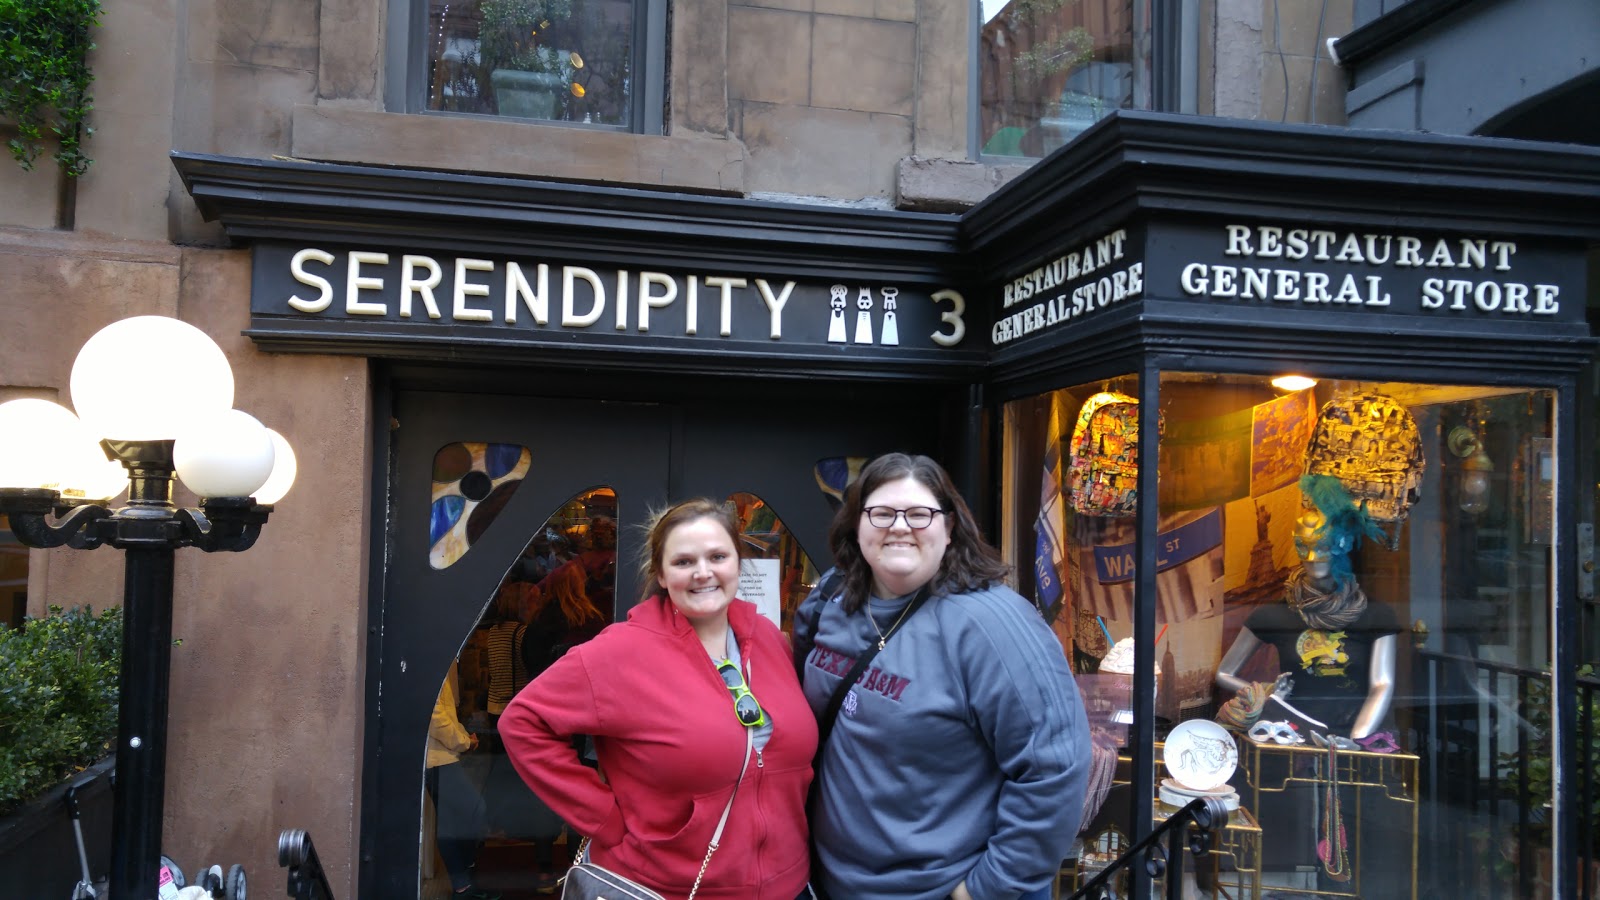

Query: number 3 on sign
<box><xmin>930</xmin><ymin>289</ymin><xmax>966</xmax><ymax>347</ymax></box>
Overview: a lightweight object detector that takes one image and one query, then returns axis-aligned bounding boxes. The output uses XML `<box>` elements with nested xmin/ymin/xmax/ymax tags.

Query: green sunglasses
<box><xmin>716</xmin><ymin>659</ymin><xmax>767</xmax><ymax>727</ymax></box>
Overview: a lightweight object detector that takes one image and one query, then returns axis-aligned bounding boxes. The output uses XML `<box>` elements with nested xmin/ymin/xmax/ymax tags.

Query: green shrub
<box><xmin>0</xmin><ymin>0</ymin><xmax>102</xmax><ymax>176</ymax></box>
<box><xmin>0</xmin><ymin>605</ymin><xmax>120</xmax><ymax>815</ymax></box>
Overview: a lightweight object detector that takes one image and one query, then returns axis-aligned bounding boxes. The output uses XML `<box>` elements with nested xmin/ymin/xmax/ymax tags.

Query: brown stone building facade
<box><xmin>4</xmin><ymin>1</ymin><xmax>1597</xmax><ymax>898</ymax></box>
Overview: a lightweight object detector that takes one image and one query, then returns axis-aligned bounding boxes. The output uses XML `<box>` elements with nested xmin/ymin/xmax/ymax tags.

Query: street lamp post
<box><xmin>0</xmin><ymin>316</ymin><xmax>295</xmax><ymax>900</ymax></box>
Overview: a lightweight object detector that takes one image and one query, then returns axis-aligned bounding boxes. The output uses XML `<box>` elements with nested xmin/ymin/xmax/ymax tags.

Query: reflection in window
<box><xmin>728</xmin><ymin>493</ymin><xmax>818</xmax><ymax>636</ymax></box>
<box><xmin>1002</xmin><ymin>375</ymin><xmax>1562</xmax><ymax>897</ymax></box>
<box><xmin>425</xmin><ymin>0</ymin><xmax>638</xmax><ymax>127</ymax></box>
<box><xmin>422</xmin><ymin>487</ymin><xmax>616</xmax><ymax>897</ymax></box>
<box><xmin>979</xmin><ymin>0</ymin><xmax>1142</xmax><ymax>158</ymax></box>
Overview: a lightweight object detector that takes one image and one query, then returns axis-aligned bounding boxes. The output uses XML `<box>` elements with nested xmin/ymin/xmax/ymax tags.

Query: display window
<box><xmin>1003</xmin><ymin>373</ymin><xmax>1562</xmax><ymax>898</ymax></box>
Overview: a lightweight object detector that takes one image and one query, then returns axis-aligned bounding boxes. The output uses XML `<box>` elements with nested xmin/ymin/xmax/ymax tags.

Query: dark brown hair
<box><xmin>826</xmin><ymin>453</ymin><xmax>1010</xmax><ymax>612</ymax></box>
<box><xmin>638</xmin><ymin>498</ymin><xmax>744</xmax><ymax>602</ymax></box>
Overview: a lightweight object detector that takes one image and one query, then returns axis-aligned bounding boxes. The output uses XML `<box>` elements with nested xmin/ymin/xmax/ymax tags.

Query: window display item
<box><xmin>1246</xmin><ymin>720</ymin><xmax>1304</xmax><ymax>745</ymax></box>
<box><xmin>1068</xmin><ymin>391</ymin><xmax>1142</xmax><ymax>517</ymax></box>
<box><xmin>1158</xmin><ymin>778</ymin><xmax>1241</xmax><ymax>813</ymax></box>
<box><xmin>1216</xmin><ymin>680</ymin><xmax>1278</xmax><ymax>731</ymax></box>
<box><xmin>1302</xmin><ymin>392</ymin><xmax>1424</xmax><ymax>538</ymax></box>
<box><xmin>1163</xmin><ymin>719</ymin><xmax>1239</xmax><ymax>791</ymax></box>
<box><xmin>1317</xmin><ymin>742</ymin><xmax>1352</xmax><ymax>882</ymax></box>
<box><xmin>1097</xmin><ymin>636</ymin><xmax>1149</xmax><ymax>676</ymax></box>
<box><xmin>1085</xmin><ymin>637</ymin><xmax>1162</xmax><ymax>741</ymax></box>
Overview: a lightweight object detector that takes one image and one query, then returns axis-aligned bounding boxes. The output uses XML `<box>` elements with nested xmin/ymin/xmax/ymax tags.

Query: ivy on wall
<box><xmin>0</xmin><ymin>0</ymin><xmax>101</xmax><ymax>177</ymax></box>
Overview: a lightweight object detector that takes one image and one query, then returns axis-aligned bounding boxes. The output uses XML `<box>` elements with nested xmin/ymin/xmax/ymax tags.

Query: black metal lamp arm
<box><xmin>180</xmin><ymin>498</ymin><xmax>273</xmax><ymax>553</ymax></box>
<box><xmin>0</xmin><ymin>488</ymin><xmax>110</xmax><ymax>549</ymax></box>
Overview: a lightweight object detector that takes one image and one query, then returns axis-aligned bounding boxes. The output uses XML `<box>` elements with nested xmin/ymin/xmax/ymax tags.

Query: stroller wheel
<box><xmin>160</xmin><ymin>856</ymin><xmax>186</xmax><ymax>889</ymax></box>
<box><xmin>225</xmin><ymin>863</ymin><xmax>247</xmax><ymax>900</ymax></box>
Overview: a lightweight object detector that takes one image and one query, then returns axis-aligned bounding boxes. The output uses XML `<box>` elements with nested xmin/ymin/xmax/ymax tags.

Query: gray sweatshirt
<box><xmin>793</xmin><ymin>578</ymin><xmax>1090</xmax><ymax>900</ymax></box>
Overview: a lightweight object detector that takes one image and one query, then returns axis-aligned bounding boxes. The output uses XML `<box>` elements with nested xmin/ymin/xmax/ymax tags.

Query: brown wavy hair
<box><xmin>827</xmin><ymin>452</ymin><xmax>1010</xmax><ymax>613</ymax></box>
<box><xmin>638</xmin><ymin>498</ymin><xmax>745</xmax><ymax>602</ymax></box>
<box><xmin>532</xmin><ymin>561</ymin><xmax>607</xmax><ymax>628</ymax></box>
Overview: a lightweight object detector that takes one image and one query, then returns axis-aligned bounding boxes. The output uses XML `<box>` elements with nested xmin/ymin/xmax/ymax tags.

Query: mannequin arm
<box><xmin>1215</xmin><ymin>628</ymin><xmax>1266</xmax><ymax>696</ymax></box>
<box><xmin>1348</xmin><ymin>634</ymin><xmax>1397</xmax><ymax>739</ymax></box>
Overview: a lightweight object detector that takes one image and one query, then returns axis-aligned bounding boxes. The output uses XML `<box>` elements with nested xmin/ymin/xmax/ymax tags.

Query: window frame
<box><xmin>384</xmin><ymin>0</ymin><xmax>668</xmax><ymax>135</ymax></box>
<box><xmin>969</xmin><ymin>0</ymin><xmax>1197</xmax><ymax>162</ymax></box>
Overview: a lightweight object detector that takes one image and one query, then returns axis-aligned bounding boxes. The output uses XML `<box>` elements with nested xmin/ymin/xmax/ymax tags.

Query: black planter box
<box><xmin>0</xmin><ymin>757</ymin><xmax>113</xmax><ymax>896</ymax></box>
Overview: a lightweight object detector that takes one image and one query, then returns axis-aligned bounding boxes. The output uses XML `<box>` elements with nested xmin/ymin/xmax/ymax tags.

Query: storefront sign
<box><xmin>991</xmin><ymin>227</ymin><xmax>1144</xmax><ymax>347</ymax></box>
<box><xmin>1152</xmin><ymin>221</ymin><xmax>1590</xmax><ymax>326</ymax></box>
<box><xmin>250</xmin><ymin>243</ymin><xmax>973</xmax><ymax>355</ymax></box>
<box><xmin>990</xmin><ymin>220</ymin><xmax>1584</xmax><ymax>349</ymax></box>
<box><xmin>1179</xmin><ymin>225</ymin><xmax>1565</xmax><ymax>315</ymax></box>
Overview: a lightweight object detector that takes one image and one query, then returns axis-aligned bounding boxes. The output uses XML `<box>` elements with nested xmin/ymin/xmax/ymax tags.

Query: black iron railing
<box><xmin>1068</xmin><ymin>796</ymin><xmax>1231</xmax><ymax>900</ymax></box>
<box><xmin>278</xmin><ymin>829</ymin><xmax>337</xmax><ymax>900</ymax></box>
<box><xmin>1411</xmin><ymin>648</ymin><xmax>1598</xmax><ymax>899</ymax></box>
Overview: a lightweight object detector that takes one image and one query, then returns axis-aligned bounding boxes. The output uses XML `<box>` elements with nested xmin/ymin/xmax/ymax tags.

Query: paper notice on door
<box><xmin>740</xmin><ymin>558</ymin><xmax>783</xmax><ymax>627</ymax></box>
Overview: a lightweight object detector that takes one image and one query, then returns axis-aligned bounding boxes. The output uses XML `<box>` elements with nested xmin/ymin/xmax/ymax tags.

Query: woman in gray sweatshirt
<box><xmin>794</xmin><ymin>452</ymin><xmax>1090</xmax><ymax>900</ymax></box>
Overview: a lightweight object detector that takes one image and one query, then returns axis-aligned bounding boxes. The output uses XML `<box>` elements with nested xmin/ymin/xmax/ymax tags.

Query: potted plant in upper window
<box><xmin>476</xmin><ymin>0</ymin><xmax>577</xmax><ymax>121</ymax></box>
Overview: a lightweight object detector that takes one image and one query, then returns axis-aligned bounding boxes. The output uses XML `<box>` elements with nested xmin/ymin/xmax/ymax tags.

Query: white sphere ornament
<box><xmin>174</xmin><ymin>409</ymin><xmax>275</xmax><ymax>499</ymax></box>
<box><xmin>71</xmin><ymin>316</ymin><xmax>235</xmax><ymax>441</ymax></box>
<box><xmin>0</xmin><ymin>399</ymin><xmax>94</xmax><ymax>490</ymax></box>
<box><xmin>254</xmin><ymin>428</ymin><xmax>298</xmax><ymax>505</ymax></box>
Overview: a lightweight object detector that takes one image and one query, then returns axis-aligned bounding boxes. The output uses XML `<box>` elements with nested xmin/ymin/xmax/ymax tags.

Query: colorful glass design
<box><xmin>814</xmin><ymin>457</ymin><xmax>868</xmax><ymax>510</ymax></box>
<box><xmin>429</xmin><ymin>442</ymin><xmax>532</xmax><ymax>569</ymax></box>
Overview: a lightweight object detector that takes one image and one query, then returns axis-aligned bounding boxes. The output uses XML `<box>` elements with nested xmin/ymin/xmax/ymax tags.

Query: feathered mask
<box><xmin>1296</xmin><ymin>474</ymin><xmax>1386</xmax><ymax>583</ymax></box>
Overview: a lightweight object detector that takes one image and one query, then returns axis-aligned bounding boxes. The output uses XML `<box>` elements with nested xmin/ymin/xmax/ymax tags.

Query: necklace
<box><xmin>867</xmin><ymin>600</ymin><xmax>915</xmax><ymax>650</ymax></box>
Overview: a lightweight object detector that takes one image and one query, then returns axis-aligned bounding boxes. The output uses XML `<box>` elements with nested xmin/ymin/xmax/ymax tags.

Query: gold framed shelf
<box><xmin>1235</xmin><ymin>735</ymin><xmax>1420</xmax><ymax>899</ymax></box>
<box><xmin>1156</xmin><ymin>801</ymin><xmax>1262</xmax><ymax>900</ymax></box>
<box><xmin>1060</xmin><ymin>803</ymin><xmax>1261</xmax><ymax>900</ymax></box>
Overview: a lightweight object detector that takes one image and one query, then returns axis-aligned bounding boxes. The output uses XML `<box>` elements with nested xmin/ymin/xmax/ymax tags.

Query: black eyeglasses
<box><xmin>862</xmin><ymin>506</ymin><xmax>949</xmax><ymax>529</ymax></box>
<box><xmin>717</xmin><ymin>660</ymin><xmax>767</xmax><ymax>727</ymax></box>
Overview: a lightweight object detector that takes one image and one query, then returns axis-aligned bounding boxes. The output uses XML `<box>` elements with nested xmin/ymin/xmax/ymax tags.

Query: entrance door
<box><xmin>362</xmin><ymin>383</ymin><xmax>939</xmax><ymax>898</ymax></box>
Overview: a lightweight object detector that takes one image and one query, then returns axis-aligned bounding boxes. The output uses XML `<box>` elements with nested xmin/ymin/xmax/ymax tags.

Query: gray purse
<box><xmin>561</xmin><ymin>727</ymin><xmax>753</xmax><ymax>900</ymax></box>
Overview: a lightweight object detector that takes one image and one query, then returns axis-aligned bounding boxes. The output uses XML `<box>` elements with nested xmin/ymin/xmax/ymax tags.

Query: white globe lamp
<box><xmin>174</xmin><ymin>409</ymin><xmax>275</xmax><ymax>499</ymax></box>
<box><xmin>0</xmin><ymin>399</ymin><xmax>103</xmax><ymax>491</ymax></box>
<box><xmin>71</xmin><ymin>316</ymin><xmax>235</xmax><ymax>441</ymax></box>
<box><xmin>255</xmin><ymin>428</ymin><xmax>298</xmax><ymax>505</ymax></box>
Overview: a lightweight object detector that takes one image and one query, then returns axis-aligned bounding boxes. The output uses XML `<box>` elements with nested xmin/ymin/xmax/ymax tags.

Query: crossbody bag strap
<box><xmin>815</xmin><ymin>583</ymin><xmax>932</xmax><ymax>751</ymax></box>
<box><xmin>686</xmin><ymin>725</ymin><xmax>755</xmax><ymax>900</ymax></box>
<box><xmin>573</xmin><ymin>675</ymin><xmax>757</xmax><ymax>899</ymax></box>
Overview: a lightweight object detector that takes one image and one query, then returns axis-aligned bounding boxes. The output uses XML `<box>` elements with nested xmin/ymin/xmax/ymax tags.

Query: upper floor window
<box><xmin>978</xmin><ymin>0</ymin><xmax>1149</xmax><ymax>159</ymax></box>
<box><xmin>398</xmin><ymin>0</ymin><xmax>666</xmax><ymax>132</ymax></box>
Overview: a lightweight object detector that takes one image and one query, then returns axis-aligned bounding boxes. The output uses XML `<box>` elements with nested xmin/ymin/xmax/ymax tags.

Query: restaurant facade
<box><xmin>2</xmin><ymin>0</ymin><xmax>1597</xmax><ymax>898</ymax></box>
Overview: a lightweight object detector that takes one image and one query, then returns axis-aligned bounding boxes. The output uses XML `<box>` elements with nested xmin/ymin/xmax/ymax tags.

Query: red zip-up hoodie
<box><xmin>500</xmin><ymin>596</ymin><xmax>816</xmax><ymax>900</ymax></box>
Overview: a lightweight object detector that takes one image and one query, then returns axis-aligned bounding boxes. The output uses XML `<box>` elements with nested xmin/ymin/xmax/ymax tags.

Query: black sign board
<box><xmin>988</xmin><ymin>220</ymin><xmax>1587</xmax><ymax>350</ymax></box>
<box><xmin>248</xmin><ymin>242</ymin><xmax>978</xmax><ymax>362</ymax></box>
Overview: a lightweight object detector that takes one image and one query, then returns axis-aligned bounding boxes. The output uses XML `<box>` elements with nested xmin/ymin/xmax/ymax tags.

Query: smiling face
<box><xmin>857</xmin><ymin>476</ymin><xmax>951</xmax><ymax>599</ymax></box>
<box><xmin>656</xmin><ymin>516</ymin><xmax>742</xmax><ymax>626</ymax></box>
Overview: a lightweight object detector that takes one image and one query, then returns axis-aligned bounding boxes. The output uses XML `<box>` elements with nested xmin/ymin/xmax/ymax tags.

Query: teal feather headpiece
<box><xmin>1296</xmin><ymin>474</ymin><xmax>1385</xmax><ymax>583</ymax></box>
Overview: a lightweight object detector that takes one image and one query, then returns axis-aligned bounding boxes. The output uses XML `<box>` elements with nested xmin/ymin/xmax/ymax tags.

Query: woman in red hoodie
<box><xmin>500</xmin><ymin>498</ymin><xmax>816</xmax><ymax>900</ymax></box>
